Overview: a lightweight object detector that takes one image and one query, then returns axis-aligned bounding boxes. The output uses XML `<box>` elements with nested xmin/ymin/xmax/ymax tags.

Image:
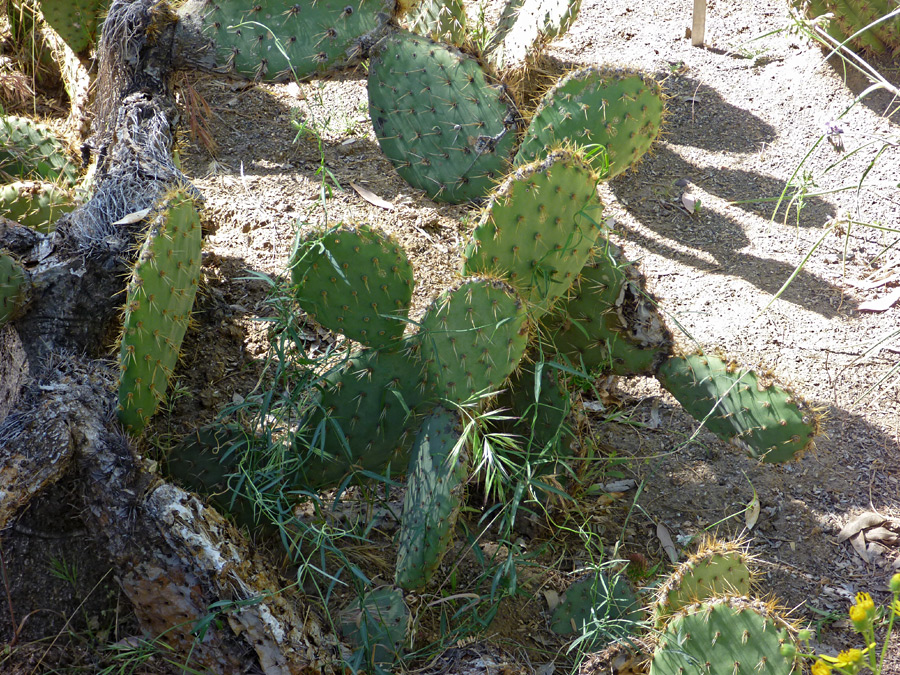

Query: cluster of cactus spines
<box><xmin>117</xmin><ymin>190</ymin><xmax>203</xmax><ymax>434</ymax></box>
<box><xmin>395</xmin><ymin>406</ymin><xmax>467</xmax><ymax>590</ymax></box>
<box><xmin>655</xmin><ymin>353</ymin><xmax>819</xmax><ymax>463</ymax></box>
<box><xmin>37</xmin><ymin>0</ymin><xmax>109</xmax><ymax>54</ymax></box>
<box><xmin>793</xmin><ymin>0</ymin><xmax>900</xmax><ymax>55</ymax></box>
<box><xmin>290</xmin><ymin>224</ymin><xmax>414</xmax><ymax>350</ymax></box>
<box><xmin>515</xmin><ymin>67</ymin><xmax>665</xmax><ymax>180</ymax></box>
<box><xmin>0</xmin><ymin>250</ymin><xmax>28</xmax><ymax>327</ymax></box>
<box><xmin>546</xmin><ymin>240</ymin><xmax>673</xmax><ymax>377</ymax></box>
<box><xmin>180</xmin><ymin>0</ymin><xmax>396</xmax><ymax>81</ymax></box>
<box><xmin>461</xmin><ymin>149</ymin><xmax>602</xmax><ymax>317</ymax></box>
<box><xmin>0</xmin><ymin>115</ymin><xmax>78</xmax><ymax>186</ymax></box>
<box><xmin>339</xmin><ymin>586</ymin><xmax>410</xmax><ymax>672</ymax></box>
<box><xmin>649</xmin><ymin>596</ymin><xmax>796</xmax><ymax>675</ymax></box>
<box><xmin>367</xmin><ymin>28</ymin><xmax>522</xmax><ymax>204</ymax></box>
<box><xmin>416</xmin><ymin>277</ymin><xmax>528</xmax><ymax>403</ymax></box>
<box><xmin>0</xmin><ymin>180</ymin><xmax>76</xmax><ymax>233</ymax></box>
<box><xmin>654</xmin><ymin>539</ymin><xmax>754</xmax><ymax>621</ymax></box>
<box><xmin>404</xmin><ymin>0</ymin><xmax>467</xmax><ymax>46</ymax></box>
<box><xmin>484</xmin><ymin>0</ymin><xmax>583</xmax><ymax>70</ymax></box>
<box><xmin>550</xmin><ymin>572</ymin><xmax>643</xmax><ymax>644</ymax></box>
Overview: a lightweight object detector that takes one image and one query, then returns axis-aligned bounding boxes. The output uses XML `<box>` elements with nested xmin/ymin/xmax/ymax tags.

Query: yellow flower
<box><xmin>893</xmin><ymin>598</ymin><xmax>900</xmax><ymax>617</ymax></box>
<box><xmin>836</xmin><ymin>648</ymin><xmax>864</xmax><ymax>665</ymax></box>
<box><xmin>849</xmin><ymin>602</ymin><xmax>869</xmax><ymax>631</ymax></box>
<box><xmin>853</xmin><ymin>592</ymin><xmax>876</xmax><ymax>618</ymax></box>
<box><xmin>811</xmin><ymin>660</ymin><xmax>832</xmax><ymax>675</ymax></box>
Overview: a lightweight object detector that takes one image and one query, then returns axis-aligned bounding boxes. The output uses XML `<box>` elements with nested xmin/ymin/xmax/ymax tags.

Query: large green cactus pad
<box><xmin>39</xmin><ymin>0</ymin><xmax>109</xmax><ymax>53</ymax></box>
<box><xmin>0</xmin><ymin>115</ymin><xmax>78</xmax><ymax>186</ymax></box>
<box><xmin>416</xmin><ymin>277</ymin><xmax>528</xmax><ymax>403</ymax></box>
<box><xmin>0</xmin><ymin>181</ymin><xmax>76</xmax><ymax>233</ymax></box>
<box><xmin>368</xmin><ymin>29</ymin><xmax>521</xmax><ymax>203</ymax></box>
<box><xmin>340</xmin><ymin>586</ymin><xmax>409</xmax><ymax>670</ymax></box>
<box><xmin>404</xmin><ymin>0</ymin><xmax>467</xmax><ymax>45</ymax></box>
<box><xmin>550</xmin><ymin>572</ymin><xmax>643</xmax><ymax>647</ymax></box>
<box><xmin>117</xmin><ymin>191</ymin><xmax>202</xmax><ymax>434</ymax></box>
<box><xmin>546</xmin><ymin>241</ymin><xmax>673</xmax><ymax>376</ymax></box>
<box><xmin>180</xmin><ymin>0</ymin><xmax>394</xmax><ymax>81</ymax></box>
<box><xmin>297</xmin><ymin>346</ymin><xmax>427</xmax><ymax>489</ymax></box>
<box><xmin>656</xmin><ymin>353</ymin><xmax>819</xmax><ymax>463</ymax></box>
<box><xmin>290</xmin><ymin>223</ymin><xmax>414</xmax><ymax>349</ymax></box>
<box><xmin>484</xmin><ymin>0</ymin><xmax>582</xmax><ymax>69</ymax></box>
<box><xmin>649</xmin><ymin>597</ymin><xmax>795</xmax><ymax>675</ymax></box>
<box><xmin>395</xmin><ymin>406</ymin><xmax>467</xmax><ymax>590</ymax></box>
<box><xmin>462</xmin><ymin>150</ymin><xmax>601</xmax><ymax>317</ymax></box>
<box><xmin>515</xmin><ymin>67</ymin><xmax>664</xmax><ymax>179</ymax></box>
<box><xmin>0</xmin><ymin>250</ymin><xmax>28</xmax><ymax>327</ymax></box>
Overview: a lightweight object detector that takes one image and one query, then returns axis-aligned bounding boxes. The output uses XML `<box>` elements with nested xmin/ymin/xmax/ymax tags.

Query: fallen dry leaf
<box><xmin>657</xmin><ymin>523</ymin><xmax>678</xmax><ymax>563</ymax></box>
<box><xmin>351</xmin><ymin>182</ymin><xmax>394</xmax><ymax>210</ymax></box>
<box><xmin>837</xmin><ymin>511</ymin><xmax>885</xmax><ymax>541</ymax></box>
<box><xmin>111</xmin><ymin>208</ymin><xmax>151</xmax><ymax>225</ymax></box>
<box><xmin>745</xmin><ymin>485</ymin><xmax>760</xmax><ymax>531</ymax></box>
<box><xmin>865</xmin><ymin>526</ymin><xmax>900</xmax><ymax>545</ymax></box>
<box><xmin>849</xmin><ymin>531</ymin><xmax>870</xmax><ymax>564</ymax></box>
<box><xmin>858</xmin><ymin>287</ymin><xmax>900</xmax><ymax>312</ymax></box>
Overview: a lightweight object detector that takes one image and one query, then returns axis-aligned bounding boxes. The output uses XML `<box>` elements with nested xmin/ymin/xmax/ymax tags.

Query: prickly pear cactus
<box><xmin>416</xmin><ymin>277</ymin><xmax>528</xmax><ymax>403</ymax></box>
<box><xmin>649</xmin><ymin>597</ymin><xmax>795</xmax><ymax>675</ymax></box>
<box><xmin>395</xmin><ymin>406</ymin><xmax>467</xmax><ymax>590</ymax></box>
<box><xmin>0</xmin><ymin>115</ymin><xmax>78</xmax><ymax>186</ymax></box>
<box><xmin>368</xmin><ymin>29</ymin><xmax>521</xmax><ymax>203</ymax></box>
<box><xmin>655</xmin><ymin>353</ymin><xmax>819</xmax><ymax>463</ymax></box>
<box><xmin>550</xmin><ymin>572</ymin><xmax>643</xmax><ymax>647</ymax></box>
<box><xmin>515</xmin><ymin>67</ymin><xmax>664</xmax><ymax>180</ymax></box>
<box><xmin>290</xmin><ymin>223</ymin><xmax>414</xmax><ymax>349</ymax></box>
<box><xmin>117</xmin><ymin>190</ymin><xmax>203</xmax><ymax>434</ymax></box>
<box><xmin>38</xmin><ymin>0</ymin><xmax>109</xmax><ymax>53</ymax></box>
<box><xmin>462</xmin><ymin>149</ymin><xmax>602</xmax><ymax>317</ymax></box>
<box><xmin>0</xmin><ymin>250</ymin><xmax>28</xmax><ymax>327</ymax></box>
<box><xmin>0</xmin><ymin>180</ymin><xmax>76</xmax><ymax>233</ymax></box>
<box><xmin>654</xmin><ymin>539</ymin><xmax>754</xmax><ymax>621</ymax></box>
<box><xmin>484</xmin><ymin>0</ymin><xmax>582</xmax><ymax>70</ymax></box>
<box><xmin>340</xmin><ymin>586</ymin><xmax>409</xmax><ymax>671</ymax></box>
<box><xmin>296</xmin><ymin>346</ymin><xmax>428</xmax><ymax>489</ymax></box>
<box><xmin>405</xmin><ymin>0</ymin><xmax>467</xmax><ymax>45</ymax></box>
<box><xmin>546</xmin><ymin>241</ymin><xmax>673</xmax><ymax>376</ymax></box>
<box><xmin>178</xmin><ymin>0</ymin><xmax>395</xmax><ymax>81</ymax></box>
<box><xmin>792</xmin><ymin>0</ymin><xmax>900</xmax><ymax>55</ymax></box>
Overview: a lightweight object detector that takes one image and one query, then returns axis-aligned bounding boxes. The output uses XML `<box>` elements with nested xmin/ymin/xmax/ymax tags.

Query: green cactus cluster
<box><xmin>117</xmin><ymin>190</ymin><xmax>203</xmax><ymax>434</ymax></box>
<box><xmin>339</xmin><ymin>586</ymin><xmax>410</xmax><ymax>673</ymax></box>
<box><xmin>0</xmin><ymin>180</ymin><xmax>76</xmax><ymax>233</ymax></box>
<box><xmin>0</xmin><ymin>250</ymin><xmax>28</xmax><ymax>328</ymax></box>
<box><xmin>792</xmin><ymin>0</ymin><xmax>900</xmax><ymax>55</ymax></box>
<box><xmin>485</xmin><ymin>0</ymin><xmax>583</xmax><ymax>70</ymax></box>
<box><xmin>0</xmin><ymin>114</ymin><xmax>78</xmax><ymax>186</ymax></box>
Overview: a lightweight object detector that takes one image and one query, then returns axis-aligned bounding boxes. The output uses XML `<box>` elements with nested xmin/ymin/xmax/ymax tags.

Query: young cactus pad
<box><xmin>0</xmin><ymin>181</ymin><xmax>76</xmax><ymax>233</ymax></box>
<box><xmin>649</xmin><ymin>597</ymin><xmax>795</xmax><ymax>675</ymax></box>
<box><xmin>0</xmin><ymin>250</ymin><xmax>28</xmax><ymax>327</ymax></box>
<box><xmin>416</xmin><ymin>277</ymin><xmax>528</xmax><ymax>403</ymax></box>
<box><xmin>0</xmin><ymin>115</ymin><xmax>78</xmax><ymax>186</ymax></box>
<box><xmin>180</xmin><ymin>0</ymin><xmax>395</xmax><ymax>81</ymax></box>
<box><xmin>405</xmin><ymin>0</ymin><xmax>467</xmax><ymax>45</ymax></box>
<box><xmin>515</xmin><ymin>67</ymin><xmax>664</xmax><ymax>179</ymax></box>
<box><xmin>654</xmin><ymin>540</ymin><xmax>754</xmax><ymax>620</ymax></box>
<box><xmin>339</xmin><ymin>586</ymin><xmax>409</xmax><ymax>670</ymax></box>
<box><xmin>290</xmin><ymin>223</ymin><xmax>414</xmax><ymax>349</ymax></box>
<box><xmin>484</xmin><ymin>0</ymin><xmax>582</xmax><ymax>70</ymax></box>
<box><xmin>550</xmin><ymin>572</ymin><xmax>643</xmax><ymax>647</ymax></box>
<box><xmin>546</xmin><ymin>241</ymin><xmax>673</xmax><ymax>376</ymax></box>
<box><xmin>655</xmin><ymin>353</ymin><xmax>819</xmax><ymax>463</ymax></box>
<box><xmin>368</xmin><ymin>29</ymin><xmax>521</xmax><ymax>203</ymax></box>
<box><xmin>395</xmin><ymin>406</ymin><xmax>467</xmax><ymax>590</ymax></box>
<box><xmin>462</xmin><ymin>149</ymin><xmax>602</xmax><ymax>317</ymax></box>
<box><xmin>117</xmin><ymin>191</ymin><xmax>202</xmax><ymax>434</ymax></box>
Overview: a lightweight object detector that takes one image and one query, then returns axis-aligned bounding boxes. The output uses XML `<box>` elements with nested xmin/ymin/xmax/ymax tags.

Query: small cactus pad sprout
<box><xmin>0</xmin><ymin>181</ymin><xmax>76</xmax><ymax>233</ymax></box>
<box><xmin>654</xmin><ymin>539</ymin><xmax>754</xmax><ymax>621</ymax></box>
<box><xmin>290</xmin><ymin>223</ymin><xmax>414</xmax><ymax>349</ymax></box>
<box><xmin>38</xmin><ymin>0</ymin><xmax>109</xmax><ymax>53</ymax></box>
<box><xmin>515</xmin><ymin>67</ymin><xmax>664</xmax><ymax>180</ymax></box>
<box><xmin>404</xmin><ymin>0</ymin><xmax>467</xmax><ymax>45</ymax></box>
<box><xmin>546</xmin><ymin>241</ymin><xmax>673</xmax><ymax>376</ymax></box>
<box><xmin>180</xmin><ymin>0</ymin><xmax>395</xmax><ymax>81</ymax></box>
<box><xmin>0</xmin><ymin>250</ymin><xmax>28</xmax><ymax>327</ymax></box>
<box><xmin>340</xmin><ymin>586</ymin><xmax>410</xmax><ymax>670</ymax></box>
<box><xmin>484</xmin><ymin>0</ymin><xmax>582</xmax><ymax>70</ymax></box>
<box><xmin>0</xmin><ymin>115</ymin><xmax>78</xmax><ymax>186</ymax></box>
<box><xmin>297</xmin><ymin>346</ymin><xmax>428</xmax><ymax>489</ymax></box>
<box><xmin>462</xmin><ymin>149</ymin><xmax>602</xmax><ymax>317</ymax></box>
<box><xmin>395</xmin><ymin>406</ymin><xmax>467</xmax><ymax>590</ymax></box>
<box><xmin>368</xmin><ymin>29</ymin><xmax>521</xmax><ymax>203</ymax></box>
<box><xmin>649</xmin><ymin>596</ymin><xmax>796</xmax><ymax>675</ymax></box>
<box><xmin>655</xmin><ymin>353</ymin><xmax>819</xmax><ymax>463</ymax></box>
<box><xmin>550</xmin><ymin>572</ymin><xmax>643</xmax><ymax>647</ymax></box>
<box><xmin>416</xmin><ymin>277</ymin><xmax>528</xmax><ymax>403</ymax></box>
<box><xmin>117</xmin><ymin>190</ymin><xmax>202</xmax><ymax>434</ymax></box>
